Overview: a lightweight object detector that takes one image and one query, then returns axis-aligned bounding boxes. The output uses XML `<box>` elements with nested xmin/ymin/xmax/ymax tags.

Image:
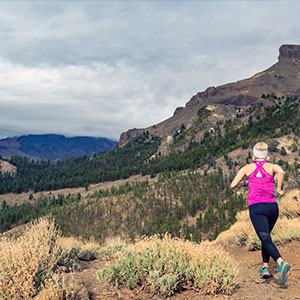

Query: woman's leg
<box><xmin>262</xmin><ymin>203</ymin><xmax>279</xmax><ymax>267</ymax></box>
<box><xmin>249</xmin><ymin>204</ymin><xmax>281</xmax><ymax>264</ymax></box>
<box><xmin>250</xmin><ymin>203</ymin><xmax>290</xmax><ymax>284</ymax></box>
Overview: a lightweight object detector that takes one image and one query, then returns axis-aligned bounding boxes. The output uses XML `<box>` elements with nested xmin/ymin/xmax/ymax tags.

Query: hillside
<box><xmin>119</xmin><ymin>44</ymin><xmax>300</xmax><ymax>155</ymax></box>
<box><xmin>0</xmin><ymin>134</ymin><xmax>118</xmax><ymax>160</ymax></box>
<box><xmin>0</xmin><ymin>44</ymin><xmax>300</xmax><ymax>241</ymax></box>
<box><xmin>1</xmin><ymin>190</ymin><xmax>300</xmax><ymax>300</ymax></box>
<box><xmin>0</xmin><ymin>167</ymin><xmax>243</xmax><ymax>240</ymax></box>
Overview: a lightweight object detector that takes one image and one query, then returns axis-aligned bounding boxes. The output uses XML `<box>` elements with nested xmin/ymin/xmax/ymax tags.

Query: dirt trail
<box><xmin>224</xmin><ymin>240</ymin><xmax>300</xmax><ymax>300</ymax></box>
<box><xmin>63</xmin><ymin>241</ymin><xmax>300</xmax><ymax>300</ymax></box>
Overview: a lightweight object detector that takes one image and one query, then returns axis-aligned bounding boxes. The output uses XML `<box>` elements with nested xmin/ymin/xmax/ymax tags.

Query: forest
<box><xmin>0</xmin><ymin>168</ymin><xmax>244</xmax><ymax>242</ymax></box>
<box><xmin>0</xmin><ymin>94</ymin><xmax>300</xmax><ymax>195</ymax></box>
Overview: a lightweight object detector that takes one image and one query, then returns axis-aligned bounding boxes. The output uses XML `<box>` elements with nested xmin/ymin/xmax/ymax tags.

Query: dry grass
<box><xmin>246</xmin><ymin>216</ymin><xmax>300</xmax><ymax>251</ymax></box>
<box><xmin>0</xmin><ymin>217</ymin><xmax>63</xmax><ymax>300</ymax></box>
<box><xmin>57</xmin><ymin>236</ymin><xmax>101</xmax><ymax>252</ymax></box>
<box><xmin>97</xmin><ymin>233</ymin><xmax>239</xmax><ymax>296</ymax></box>
<box><xmin>215</xmin><ymin>189</ymin><xmax>300</xmax><ymax>250</ymax></box>
<box><xmin>214</xmin><ymin>210</ymin><xmax>255</xmax><ymax>247</ymax></box>
<box><xmin>96</xmin><ymin>236</ymin><xmax>128</xmax><ymax>260</ymax></box>
<box><xmin>0</xmin><ymin>160</ymin><xmax>16</xmax><ymax>175</ymax></box>
<box><xmin>278</xmin><ymin>189</ymin><xmax>300</xmax><ymax>218</ymax></box>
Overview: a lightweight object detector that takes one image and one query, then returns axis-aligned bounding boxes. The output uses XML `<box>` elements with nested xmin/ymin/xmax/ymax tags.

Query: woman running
<box><xmin>230</xmin><ymin>142</ymin><xmax>291</xmax><ymax>285</ymax></box>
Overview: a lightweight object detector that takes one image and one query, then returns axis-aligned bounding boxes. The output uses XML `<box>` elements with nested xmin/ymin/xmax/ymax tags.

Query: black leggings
<box><xmin>249</xmin><ymin>202</ymin><xmax>281</xmax><ymax>263</ymax></box>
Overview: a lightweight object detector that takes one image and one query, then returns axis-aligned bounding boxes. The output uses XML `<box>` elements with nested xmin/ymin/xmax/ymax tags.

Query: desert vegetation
<box><xmin>0</xmin><ymin>217</ymin><xmax>62</xmax><ymax>299</ymax></box>
<box><xmin>0</xmin><ymin>217</ymin><xmax>90</xmax><ymax>300</ymax></box>
<box><xmin>1</xmin><ymin>190</ymin><xmax>300</xmax><ymax>299</ymax></box>
<box><xmin>0</xmin><ymin>218</ymin><xmax>240</xmax><ymax>299</ymax></box>
<box><xmin>97</xmin><ymin>234</ymin><xmax>239</xmax><ymax>297</ymax></box>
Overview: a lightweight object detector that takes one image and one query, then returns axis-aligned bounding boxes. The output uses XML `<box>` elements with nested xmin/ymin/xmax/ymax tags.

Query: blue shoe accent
<box><xmin>277</xmin><ymin>261</ymin><xmax>291</xmax><ymax>285</ymax></box>
<box><xmin>260</xmin><ymin>267</ymin><xmax>271</xmax><ymax>278</ymax></box>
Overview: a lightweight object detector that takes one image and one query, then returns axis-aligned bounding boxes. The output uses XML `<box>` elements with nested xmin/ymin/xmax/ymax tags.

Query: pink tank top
<box><xmin>247</xmin><ymin>161</ymin><xmax>276</xmax><ymax>206</ymax></box>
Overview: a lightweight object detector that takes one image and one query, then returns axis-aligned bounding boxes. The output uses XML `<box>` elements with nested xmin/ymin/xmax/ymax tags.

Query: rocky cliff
<box><xmin>118</xmin><ymin>44</ymin><xmax>300</xmax><ymax>151</ymax></box>
<box><xmin>278</xmin><ymin>44</ymin><xmax>300</xmax><ymax>62</ymax></box>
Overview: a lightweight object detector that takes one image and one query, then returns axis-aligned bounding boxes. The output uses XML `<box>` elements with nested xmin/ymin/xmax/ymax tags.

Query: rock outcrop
<box><xmin>78</xmin><ymin>250</ymin><xmax>95</xmax><ymax>261</ymax></box>
<box><xmin>278</xmin><ymin>44</ymin><xmax>300</xmax><ymax>62</ymax></box>
<box><xmin>118</xmin><ymin>128</ymin><xmax>144</xmax><ymax>147</ymax></box>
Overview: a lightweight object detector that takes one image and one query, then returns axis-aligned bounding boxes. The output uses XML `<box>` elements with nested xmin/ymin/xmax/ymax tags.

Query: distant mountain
<box><xmin>0</xmin><ymin>134</ymin><xmax>118</xmax><ymax>160</ymax></box>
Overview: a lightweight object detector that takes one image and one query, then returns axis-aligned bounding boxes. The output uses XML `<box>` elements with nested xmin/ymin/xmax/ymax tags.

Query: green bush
<box><xmin>281</xmin><ymin>146</ymin><xmax>287</xmax><ymax>156</ymax></box>
<box><xmin>96</xmin><ymin>234</ymin><xmax>239</xmax><ymax>296</ymax></box>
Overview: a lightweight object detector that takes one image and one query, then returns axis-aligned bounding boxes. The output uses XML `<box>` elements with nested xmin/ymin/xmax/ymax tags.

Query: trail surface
<box><xmin>63</xmin><ymin>241</ymin><xmax>300</xmax><ymax>300</ymax></box>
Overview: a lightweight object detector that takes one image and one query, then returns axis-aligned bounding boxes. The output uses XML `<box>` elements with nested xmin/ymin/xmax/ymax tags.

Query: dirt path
<box><xmin>224</xmin><ymin>240</ymin><xmax>300</xmax><ymax>300</ymax></box>
<box><xmin>63</xmin><ymin>241</ymin><xmax>300</xmax><ymax>300</ymax></box>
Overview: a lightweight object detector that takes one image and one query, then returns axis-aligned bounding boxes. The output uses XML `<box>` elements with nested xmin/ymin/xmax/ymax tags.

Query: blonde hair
<box><xmin>252</xmin><ymin>142</ymin><xmax>270</xmax><ymax>161</ymax></box>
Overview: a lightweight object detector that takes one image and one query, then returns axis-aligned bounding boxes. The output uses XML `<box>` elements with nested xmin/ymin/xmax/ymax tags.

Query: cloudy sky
<box><xmin>0</xmin><ymin>0</ymin><xmax>299</xmax><ymax>141</ymax></box>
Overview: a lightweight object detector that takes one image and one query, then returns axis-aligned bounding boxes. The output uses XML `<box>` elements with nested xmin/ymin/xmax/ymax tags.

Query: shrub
<box><xmin>96</xmin><ymin>236</ymin><xmax>127</xmax><ymax>260</ymax></box>
<box><xmin>0</xmin><ymin>217</ymin><xmax>62</xmax><ymax>299</ymax></box>
<box><xmin>280</xmin><ymin>146</ymin><xmax>287</xmax><ymax>155</ymax></box>
<box><xmin>54</xmin><ymin>247</ymin><xmax>80</xmax><ymax>272</ymax></box>
<box><xmin>96</xmin><ymin>234</ymin><xmax>239</xmax><ymax>296</ymax></box>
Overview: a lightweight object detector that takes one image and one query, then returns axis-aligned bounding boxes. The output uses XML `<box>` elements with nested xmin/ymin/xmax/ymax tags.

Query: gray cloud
<box><xmin>0</xmin><ymin>1</ymin><xmax>300</xmax><ymax>140</ymax></box>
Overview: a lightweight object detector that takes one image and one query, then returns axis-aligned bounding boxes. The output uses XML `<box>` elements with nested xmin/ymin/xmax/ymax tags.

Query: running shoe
<box><xmin>277</xmin><ymin>261</ymin><xmax>291</xmax><ymax>285</ymax></box>
<box><xmin>260</xmin><ymin>267</ymin><xmax>271</xmax><ymax>278</ymax></box>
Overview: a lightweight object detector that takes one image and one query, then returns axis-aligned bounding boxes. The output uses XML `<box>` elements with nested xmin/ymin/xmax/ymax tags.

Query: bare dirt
<box><xmin>0</xmin><ymin>159</ymin><xmax>16</xmax><ymax>175</ymax></box>
<box><xmin>62</xmin><ymin>241</ymin><xmax>300</xmax><ymax>300</ymax></box>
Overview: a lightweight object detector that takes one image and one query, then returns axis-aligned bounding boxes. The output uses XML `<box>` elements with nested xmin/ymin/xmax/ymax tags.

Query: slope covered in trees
<box><xmin>0</xmin><ymin>168</ymin><xmax>244</xmax><ymax>242</ymax></box>
<box><xmin>0</xmin><ymin>94</ymin><xmax>300</xmax><ymax>195</ymax></box>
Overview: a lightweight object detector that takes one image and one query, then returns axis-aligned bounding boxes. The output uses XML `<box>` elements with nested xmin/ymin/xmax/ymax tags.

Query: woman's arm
<box><xmin>230</xmin><ymin>167</ymin><xmax>246</xmax><ymax>189</ymax></box>
<box><xmin>272</xmin><ymin>164</ymin><xmax>285</xmax><ymax>195</ymax></box>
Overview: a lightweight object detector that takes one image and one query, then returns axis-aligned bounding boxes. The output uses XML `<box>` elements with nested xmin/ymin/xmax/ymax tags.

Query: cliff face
<box><xmin>118</xmin><ymin>44</ymin><xmax>300</xmax><ymax>150</ymax></box>
<box><xmin>278</xmin><ymin>44</ymin><xmax>300</xmax><ymax>62</ymax></box>
<box><xmin>118</xmin><ymin>128</ymin><xmax>144</xmax><ymax>147</ymax></box>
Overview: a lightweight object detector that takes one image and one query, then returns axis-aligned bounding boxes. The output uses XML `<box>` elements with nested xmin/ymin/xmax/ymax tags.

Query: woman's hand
<box><xmin>236</xmin><ymin>181</ymin><xmax>247</xmax><ymax>188</ymax></box>
<box><xmin>276</xmin><ymin>188</ymin><xmax>284</xmax><ymax>196</ymax></box>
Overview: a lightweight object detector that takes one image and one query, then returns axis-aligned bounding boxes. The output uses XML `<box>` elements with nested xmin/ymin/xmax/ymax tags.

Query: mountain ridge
<box><xmin>118</xmin><ymin>44</ymin><xmax>300</xmax><ymax>154</ymax></box>
<box><xmin>0</xmin><ymin>134</ymin><xmax>118</xmax><ymax>160</ymax></box>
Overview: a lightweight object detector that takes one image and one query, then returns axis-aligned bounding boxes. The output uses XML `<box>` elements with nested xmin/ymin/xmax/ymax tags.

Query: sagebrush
<box><xmin>0</xmin><ymin>217</ymin><xmax>62</xmax><ymax>300</ymax></box>
<box><xmin>96</xmin><ymin>233</ymin><xmax>239</xmax><ymax>296</ymax></box>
